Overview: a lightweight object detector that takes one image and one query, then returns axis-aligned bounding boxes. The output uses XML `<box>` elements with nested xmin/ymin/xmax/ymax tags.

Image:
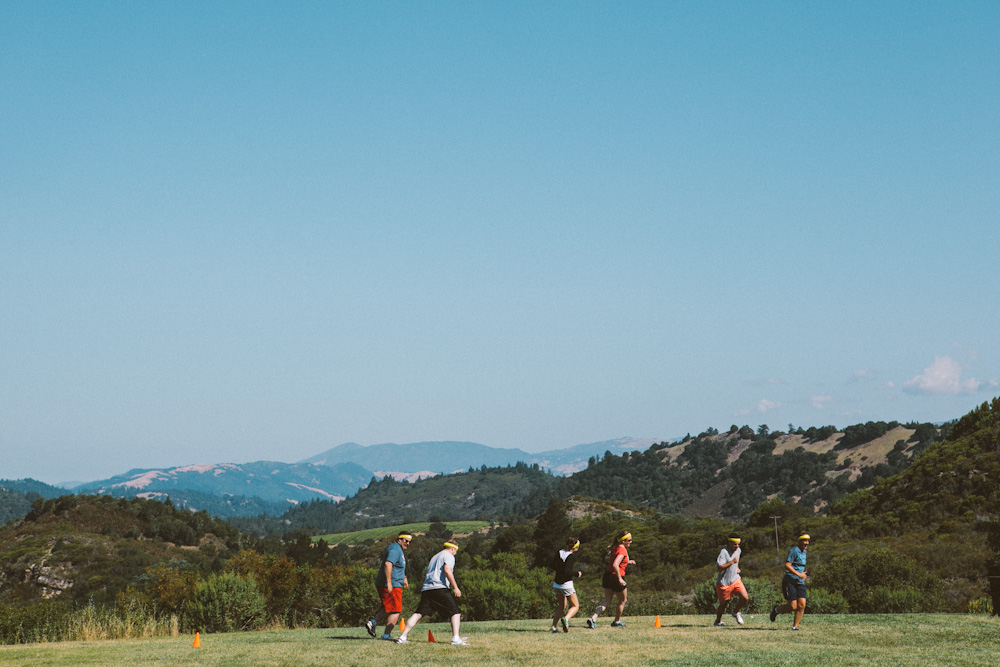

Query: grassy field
<box><xmin>312</xmin><ymin>521</ymin><xmax>492</xmax><ymax>545</ymax></box>
<box><xmin>1</xmin><ymin>614</ymin><xmax>996</xmax><ymax>666</ymax></box>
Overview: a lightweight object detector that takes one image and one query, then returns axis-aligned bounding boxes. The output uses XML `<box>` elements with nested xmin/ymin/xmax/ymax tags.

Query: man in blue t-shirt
<box><xmin>770</xmin><ymin>532</ymin><xmax>809</xmax><ymax>630</ymax></box>
<box><xmin>366</xmin><ymin>533</ymin><xmax>411</xmax><ymax>640</ymax></box>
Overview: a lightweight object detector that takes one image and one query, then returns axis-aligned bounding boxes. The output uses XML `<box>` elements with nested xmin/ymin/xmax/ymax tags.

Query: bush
<box><xmin>854</xmin><ymin>586</ymin><xmax>922</xmax><ymax>613</ymax></box>
<box><xmin>968</xmin><ymin>597</ymin><xmax>994</xmax><ymax>614</ymax></box>
<box><xmin>803</xmin><ymin>588</ymin><xmax>849</xmax><ymax>614</ymax></box>
<box><xmin>183</xmin><ymin>572</ymin><xmax>266</xmax><ymax>633</ymax></box>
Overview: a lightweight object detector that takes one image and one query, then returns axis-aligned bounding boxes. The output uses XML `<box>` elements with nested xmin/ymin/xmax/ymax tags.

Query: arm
<box><xmin>785</xmin><ymin>561</ymin><xmax>807</xmax><ymax>580</ymax></box>
<box><xmin>444</xmin><ymin>564</ymin><xmax>462</xmax><ymax>598</ymax></box>
<box><xmin>383</xmin><ymin>561</ymin><xmax>394</xmax><ymax>591</ymax></box>
<box><xmin>612</xmin><ymin>554</ymin><xmax>626</xmax><ymax>584</ymax></box>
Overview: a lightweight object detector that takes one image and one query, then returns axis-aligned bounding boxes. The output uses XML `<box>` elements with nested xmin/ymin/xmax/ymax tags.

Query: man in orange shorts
<box><xmin>713</xmin><ymin>533</ymin><xmax>748</xmax><ymax>626</ymax></box>
<box><xmin>366</xmin><ymin>532</ymin><xmax>411</xmax><ymax>640</ymax></box>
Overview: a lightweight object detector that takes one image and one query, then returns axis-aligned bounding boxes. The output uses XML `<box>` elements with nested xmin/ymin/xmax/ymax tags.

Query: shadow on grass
<box><xmin>325</xmin><ymin>635</ymin><xmax>374</xmax><ymax>641</ymax></box>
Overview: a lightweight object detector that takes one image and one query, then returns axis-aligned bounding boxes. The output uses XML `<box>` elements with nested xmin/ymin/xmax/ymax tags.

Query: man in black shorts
<box><xmin>396</xmin><ymin>541</ymin><xmax>468</xmax><ymax>645</ymax></box>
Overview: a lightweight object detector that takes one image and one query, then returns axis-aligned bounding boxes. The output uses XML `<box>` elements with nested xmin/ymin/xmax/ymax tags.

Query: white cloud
<box><xmin>903</xmin><ymin>355</ymin><xmax>981</xmax><ymax>395</ymax></box>
<box><xmin>735</xmin><ymin>408</ymin><xmax>750</xmax><ymax>417</ymax></box>
<box><xmin>757</xmin><ymin>399</ymin><xmax>781</xmax><ymax>414</ymax></box>
<box><xmin>811</xmin><ymin>395</ymin><xmax>833</xmax><ymax>410</ymax></box>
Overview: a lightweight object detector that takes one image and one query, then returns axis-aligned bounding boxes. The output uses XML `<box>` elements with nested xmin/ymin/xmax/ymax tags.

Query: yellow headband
<box><xmin>444</xmin><ymin>541</ymin><xmax>459</xmax><ymax>550</ymax></box>
<box><xmin>572</xmin><ymin>540</ymin><xmax>580</xmax><ymax>550</ymax></box>
<box><xmin>398</xmin><ymin>534</ymin><xmax>413</xmax><ymax>541</ymax></box>
<box><xmin>799</xmin><ymin>534</ymin><xmax>810</xmax><ymax>541</ymax></box>
<box><xmin>728</xmin><ymin>537</ymin><xmax>741</xmax><ymax>543</ymax></box>
<box><xmin>619</xmin><ymin>533</ymin><xmax>632</xmax><ymax>542</ymax></box>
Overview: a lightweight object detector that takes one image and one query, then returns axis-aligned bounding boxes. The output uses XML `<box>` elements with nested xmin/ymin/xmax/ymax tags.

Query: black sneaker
<box><xmin>365</xmin><ymin>619</ymin><xmax>377</xmax><ymax>637</ymax></box>
<box><xmin>610</xmin><ymin>621</ymin><xmax>626</xmax><ymax>628</ymax></box>
<box><xmin>586</xmin><ymin>618</ymin><xmax>596</xmax><ymax>629</ymax></box>
<box><xmin>770</xmin><ymin>605</ymin><xmax>778</xmax><ymax>623</ymax></box>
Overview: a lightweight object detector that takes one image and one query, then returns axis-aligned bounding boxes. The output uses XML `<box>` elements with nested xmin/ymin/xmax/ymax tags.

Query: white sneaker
<box><xmin>732</xmin><ymin>611</ymin><xmax>744</xmax><ymax>625</ymax></box>
<box><xmin>713</xmin><ymin>621</ymin><xmax>725</xmax><ymax>627</ymax></box>
<box><xmin>396</xmin><ymin>637</ymin><xmax>409</xmax><ymax>644</ymax></box>
<box><xmin>451</xmin><ymin>636</ymin><xmax>470</xmax><ymax>645</ymax></box>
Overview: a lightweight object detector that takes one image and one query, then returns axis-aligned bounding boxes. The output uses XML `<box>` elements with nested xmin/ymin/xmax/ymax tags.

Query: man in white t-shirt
<box><xmin>396</xmin><ymin>541</ymin><xmax>468</xmax><ymax>645</ymax></box>
<box><xmin>713</xmin><ymin>534</ymin><xmax>748</xmax><ymax>626</ymax></box>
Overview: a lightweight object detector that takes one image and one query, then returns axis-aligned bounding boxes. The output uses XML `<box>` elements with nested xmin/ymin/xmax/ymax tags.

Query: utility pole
<box><xmin>770</xmin><ymin>516</ymin><xmax>781</xmax><ymax>557</ymax></box>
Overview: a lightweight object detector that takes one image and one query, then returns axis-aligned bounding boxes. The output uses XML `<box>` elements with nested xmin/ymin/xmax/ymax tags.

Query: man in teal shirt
<box><xmin>770</xmin><ymin>532</ymin><xmax>809</xmax><ymax>630</ymax></box>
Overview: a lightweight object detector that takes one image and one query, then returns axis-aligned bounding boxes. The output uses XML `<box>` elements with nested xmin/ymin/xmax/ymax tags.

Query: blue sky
<box><xmin>2</xmin><ymin>2</ymin><xmax>998</xmax><ymax>484</ymax></box>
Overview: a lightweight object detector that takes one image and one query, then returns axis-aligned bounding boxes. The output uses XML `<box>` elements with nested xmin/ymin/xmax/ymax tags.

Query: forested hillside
<box><xmin>831</xmin><ymin>397</ymin><xmax>1000</xmax><ymax>533</ymax></box>
<box><xmin>230</xmin><ymin>462</ymin><xmax>556</xmax><ymax>535</ymax></box>
<box><xmin>557</xmin><ymin>421</ymin><xmax>942</xmax><ymax>520</ymax></box>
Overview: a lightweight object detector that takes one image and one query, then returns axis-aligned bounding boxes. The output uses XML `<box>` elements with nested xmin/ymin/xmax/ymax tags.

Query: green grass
<box><xmin>2</xmin><ymin>614</ymin><xmax>996</xmax><ymax>666</ymax></box>
<box><xmin>312</xmin><ymin>521</ymin><xmax>492</xmax><ymax>545</ymax></box>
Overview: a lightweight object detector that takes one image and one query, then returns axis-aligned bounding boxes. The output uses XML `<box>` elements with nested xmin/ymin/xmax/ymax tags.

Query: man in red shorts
<box><xmin>713</xmin><ymin>533</ymin><xmax>748</xmax><ymax>626</ymax></box>
<box><xmin>366</xmin><ymin>532</ymin><xmax>411</xmax><ymax>640</ymax></box>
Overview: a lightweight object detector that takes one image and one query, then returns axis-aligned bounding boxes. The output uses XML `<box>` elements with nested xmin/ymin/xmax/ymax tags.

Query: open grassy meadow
<box><xmin>1</xmin><ymin>614</ymin><xmax>996</xmax><ymax>667</ymax></box>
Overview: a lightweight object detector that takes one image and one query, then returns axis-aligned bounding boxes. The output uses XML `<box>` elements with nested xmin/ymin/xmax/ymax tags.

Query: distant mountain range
<box><xmin>2</xmin><ymin>437</ymin><xmax>662</xmax><ymax>520</ymax></box>
<box><xmin>300</xmin><ymin>437</ymin><xmax>662</xmax><ymax>478</ymax></box>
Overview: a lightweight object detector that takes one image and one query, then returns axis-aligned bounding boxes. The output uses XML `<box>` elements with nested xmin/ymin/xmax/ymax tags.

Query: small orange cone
<box><xmin>193</xmin><ymin>632</ymin><xmax>201</xmax><ymax>648</ymax></box>
<box><xmin>428</xmin><ymin>629</ymin><xmax>436</xmax><ymax>642</ymax></box>
<box><xmin>654</xmin><ymin>615</ymin><xmax>661</xmax><ymax>627</ymax></box>
<box><xmin>400</xmin><ymin>617</ymin><xmax>405</xmax><ymax>631</ymax></box>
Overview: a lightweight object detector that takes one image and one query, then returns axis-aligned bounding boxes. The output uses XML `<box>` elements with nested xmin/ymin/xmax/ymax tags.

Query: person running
<box><xmin>586</xmin><ymin>530</ymin><xmax>635</xmax><ymax>628</ymax></box>
<box><xmin>550</xmin><ymin>537</ymin><xmax>583</xmax><ymax>633</ymax></box>
<box><xmin>770</xmin><ymin>531</ymin><xmax>810</xmax><ymax>630</ymax></box>
<box><xmin>396</xmin><ymin>541</ymin><xmax>468</xmax><ymax>645</ymax></box>
<box><xmin>366</xmin><ymin>532</ymin><xmax>411</xmax><ymax>640</ymax></box>
<box><xmin>713</xmin><ymin>533</ymin><xmax>748</xmax><ymax>626</ymax></box>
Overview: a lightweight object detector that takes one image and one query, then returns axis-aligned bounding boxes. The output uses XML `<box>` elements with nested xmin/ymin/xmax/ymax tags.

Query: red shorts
<box><xmin>715</xmin><ymin>580</ymin><xmax>748</xmax><ymax>602</ymax></box>
<box><xmin>378</xmin><ymin>586</ymin><xmax>403</xmax><ymax>614</ymax></box>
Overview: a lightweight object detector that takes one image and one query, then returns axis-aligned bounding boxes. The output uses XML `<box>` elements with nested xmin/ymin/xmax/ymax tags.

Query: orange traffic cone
<box><xmin>428</xmin><ymin>629</ymin><xmax>436</xmax><ymax>642</ymax></box>
<box><xmin>400</xmin><ymin>617</ymin><xmax>405</xmax><ymax>631</ymax></box>
<box><xmin>654</xmin><ymin>615</ymin><xmax>661</xmax><ymax>628</ymax></box>
<box><xmin>193</xmin><ymin>632</ymin><xmax>201</xmax><ymax>648</ymax></box>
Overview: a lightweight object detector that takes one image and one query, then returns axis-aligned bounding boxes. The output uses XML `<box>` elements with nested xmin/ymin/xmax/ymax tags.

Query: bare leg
<box><xmin>551</xmin><ymin>593</ymin><xmax>567</xmax><ymax>629</ymax></box>
<box><xmin>383</xmin><ymin>612</ymin><xmax>399</xmax><ymax>636</ymax></box>
<box><xmin>715</xmin><ymin>598</ymin><xmax>728</xmax><ymax>623</ymax></box>
<box><xmin>792</xmin><ymin>598</ymin><xmax>806</xmax><ymax>628</ymax></box>
<box><xmin>591</xmin><ymin>589</ymin><xmax>614</xmax><ymax>621</ymax></box>
<box><xmin>564</xmin><ymin>592</ymin><xmax>580</xmax><ymax>621</ymax></box>
<box><xmin>397</xmin><ymin>612</ymin><xmax>422</xmax><ymax>640</ymax></box>
<box><xmin>449</xmin><ymin>613</ymin><xmax>461</xmax><ymax>638</ymax></box>
<box><xmin>613</xmin><ymin>589</ymin><xmax>627</xmax><ymax>622</ymax></box>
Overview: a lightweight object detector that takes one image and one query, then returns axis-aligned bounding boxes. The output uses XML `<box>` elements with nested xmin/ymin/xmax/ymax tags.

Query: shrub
<box><xmin>854</xmin><ymin>586</ymin><xmax>922</xmax><ymax>613</ymax></box>
<box><xmin>803</xmin><ymin>588</ymin><xmax>849</xmax><ymax>614</ymax></box>
<box><xmin>183</xmin><ymin>572</ymin><xmax>266</xmax><ymax>633</ymax></box>
<box><xmin>968</xmin><ymin>597</ymin><xmax>994</xmax><ymax>614</ymax></box>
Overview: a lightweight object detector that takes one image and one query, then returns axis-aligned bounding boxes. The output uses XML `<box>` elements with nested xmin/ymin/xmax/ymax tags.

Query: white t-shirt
<box><xmin>716</xmin><ymin>547</ymin><xmax>741</xmax><ymax>586</ymax></box>
<box><xmin>422</xmin><ymin>549</ymin><xmax>456</xmax><ymax>591</ymax></box>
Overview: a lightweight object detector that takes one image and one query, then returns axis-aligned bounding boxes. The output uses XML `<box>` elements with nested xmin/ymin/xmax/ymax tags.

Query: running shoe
<box><xmin>769</xmin><ymin>605</ymin><xmax>778</xmax><ymax>623</ymax></box>
<box><xmin>451</xmin><ymin>637</ymin><xmax>470</xmax><ymax>645</ymax></box>
<box><xmin>610</xmin><ymin>621</ymin><xmax>627</xmax><ymax>628</ymax></box>
<box><xmin>560</xmin><ymin>616</ymin><xmax>569</xmax><ymax>633</ymax></box>
<box><xmin>550</xmin><ymin>627</ymin><xmax>559</xmax><ymax>633</ymax></box>
<box><xmin>395</xmin><ymin>637</ymin><xmax>409</xmax><ymax>644</ymax></box>
<box><xmin>586</xmin><ymin>618</ymin><xmax>596</xmax><ymax>629</ymax></box>
<box><xmin>791</xmin><ymin>626</ymin><xmax>800</xmax><ymax>631</ymax></box>
<box><xmin>713</xmin><ymin>621</ymin><xmax>725</xmax><ymax>627</ymax></box>
<box><xmin>380</xmin><ymin>635</ymin><xmax>394</xmax><ymax>641</ymax></box>
<box><xmin>365</xmin><ymin>619</ymin><xmax>377</xmax><ymax>638</ymax></box>
<box><xmin>732</xmin><ymin>610</ymin><xmax>744</xmax><ymax>625</ymax></box>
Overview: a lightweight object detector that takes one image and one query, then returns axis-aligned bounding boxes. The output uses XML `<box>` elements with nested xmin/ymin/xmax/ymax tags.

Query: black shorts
<box><xmin>415</xmin><ymin>588</ymin><xmax>461</xmax><ymax>617</ymax></box>
<box><xmin>782</xmin><ymin>574</ymin><xmax>807</xmax><ymax>601</ymax></box>
<box><xmin>602</xmin><ymin>571</ymin><xmax>627</xmax><ymax>592</ymax></box>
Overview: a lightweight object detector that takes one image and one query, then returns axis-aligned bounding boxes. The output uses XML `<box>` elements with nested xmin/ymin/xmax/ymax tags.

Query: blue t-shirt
<box><xmin>785</xmin><ymin>545</ymin><xmax>807</xmax><ymax>579</ymax></box>
<box><xmin>375</xmin><ymin>542</ymin><xmax>406</xmax><ymax>587</ymax></box>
